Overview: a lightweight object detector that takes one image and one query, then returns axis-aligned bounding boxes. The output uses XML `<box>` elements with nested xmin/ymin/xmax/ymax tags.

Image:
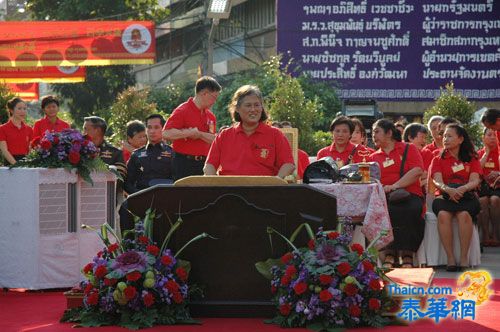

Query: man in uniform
<box><xmin>83</xmin><ymin>116</ymin><xmax>127</xmax><ymax>180</ymax></box>
<box><xmin>125</xmin><ymin>114</ymin><xmax>173</xmax><ymax>194</ymax></box>
<box><xmin>163</xmin><ymin>76</ymin><xmax>221</xmax><ymax>180</ymax></box>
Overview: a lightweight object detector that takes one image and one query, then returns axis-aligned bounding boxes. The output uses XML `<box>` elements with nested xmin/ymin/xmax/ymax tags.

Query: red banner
<box><xmin>0</xmin><ymin>21</ymin><xmax>155</xmax><ymax>67</ymax></box>
<box><xmin>6</xmin><ymin>83</ymin><xmax>39</xmax><ymax>101</ymax></box>
<box><xmin>0</xmin><ymin>66</ymin><xmax>85</xmax><ymax>83</ymax></box>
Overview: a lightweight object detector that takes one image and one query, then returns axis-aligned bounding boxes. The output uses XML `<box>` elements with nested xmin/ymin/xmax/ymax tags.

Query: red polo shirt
<box><xmin>478</xmin><ymin>146</ymin><xmax>499</xmax><ymax>178</ymax></box>
<box><xmin>32</xmin><ymin>116</ymin><xmax>70</xmax><ymax>138</ymax></box>
<box><xmin>421</xmin><ymin>148</ymin><xmax>435</xmax><ymax>171</ymax></box>
<box><xmin>430</xmin><ymin>150</ymin><xmax>482</xmax><ymax>195</ymax></box>
<box><xmin>370</xmin><ymin>142</ymin><xmax>424</xmax><ymax>197</ymax></box>
<box><xmin>206</xmin><ymin>122</ymin><xmax>294</xmax><ymax>176</ymax></box>
<box><xmin>497</xmin><ymin>131</ymin><xmax>500</xmax><ymax>151</ymax></box>
<box><xmin>164</xmin><ymin>97</ymin><xmax>216</xmax><ymax>156</ymax></box>
<box><xmin>316</xmin><ymin>142</ymin><xmax>369</xmax><ymax>166</ymax></box>
<box><xmin>0</xmin><ymin>120</ymin><xmax>33</xmax><ymax>155</ymax></box>
<box><xmin>297</xmin><ymin>149</ymin><xmax>310</xmax><ymax>180</ymax></box>
<box><xmin>422</xmin><ymin>141</ymin><xmax>440</xmax><ymax>154</ymax></box>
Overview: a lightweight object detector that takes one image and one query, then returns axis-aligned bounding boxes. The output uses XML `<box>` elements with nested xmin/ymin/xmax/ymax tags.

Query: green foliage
<box><xmin>423</xmin><ymin>82</ymin><xmax>481</xmax><ymax>146</ymax></box>
<box><xmin>148</xmin><ymin>83</ymin><xmax>192</xmax><ymax>114</ymax></box>
<box><xmin>0</xmin><ymin>83</ymin><xmax>15</xmax><ymax>124</ymax></box>
<box><xmin>26</xmin><ymin>0</ymin><xmax>169</xmax><ymax>128</ymax></box>
<box><xmin>310</xmin><ymin>131</ymin><xmax>332</xmax><ymax>157</ymax></box>
<box><xmin>108</xmin><ymin>87</ymin><xmax>158</xmax><ymax>144</ymax></box>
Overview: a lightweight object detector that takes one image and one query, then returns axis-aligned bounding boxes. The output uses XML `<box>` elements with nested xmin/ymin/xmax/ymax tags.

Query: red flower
<box><xmin>146</xmin><ymin>245</ymin><xmax>160</xmax><ymax>256</ymax></box>
<box><xmin>104</xmin><ymin>278</ymin><xmax>117</xmax><ymax>286</ymax></box>
<box><xmin>87</xmin><ymin>292</ymin><xmax>99</xmax><ymax>305</ymax></box>
<box><xmin>68</xmin><ymin>151</ymin><xmax>80</xmax><ymax>165</ymax></box>
<box><xmin>285</xmin><ymin>265</ymin><xmax>297</xmax><ymax>277</ymax></box>
<box><xmin>126</xmin><ymin>271</ymin><xmax>142</xmax><ymax>282</ymax></box>
<box><xmin>319</xmin><ymin>274</ymin><xmax>333</xmax><ymax>285</ymax></box>
<box><xmin>369</xmin><ymin>279</ymin><xmax>382</xmax><ymax>291</ymax></box>
<box><xmin>165</xmin><ymin>280</ymin><xmax>180</xmax><ymax>292</ymax></box>
<box><xmin>281</xmin><ymin>252</ymin><xmax>293</xmax><ymax>264</ymax></box>
<box><xmin>337</xmin><ymin>262</ymin><xmax>351</xmax><ymax>276</ymax></box>
<box><xmin>369</xmin><ymin>298</ymin><xmax>381</xmax><ymax>311</ymax></box>
<box><xmin>172</xmin><ymin>291</ymin><xmax>183</xmax><ymax>304</ymax></box>
<box><xmin>279</xmin><ymin>303</ymin><xmax>291</xmax><ymax>316</ymax></box>
<box><xmin>107</xmin><ymin>243</ymin><xmax>119</xmax><ymax>253</ymax></box>
<box><xmin>124</xmin><ymin>286</ymin><xmax>137</xmax><ymax>300</ymax></box>
<box><xmin>319</xmin><ymin>289</ymin><xmax>333</xmax><ymax>302</ymax></box>
<box><xmin>161</xmin><ymin>255</ymin><xmax>173</xmax><ymax>266</ymax></box>
<box><xmin>350</xmin><ymin>243</ymin><xmax>364</xmax><ymax>255</ymax></box>
<box><xmin>362</xmin><ymin>260</ymin><xmax>374</xmax><ymax>272</ymax></box>
<box><xmin>84</xmin><ymin>283</ymin><xmax>94</xmax><ymax>294</ymax></box>
<box><xmin>344</xmin><ymin>283</ymin><xmax>358</xmax><ymax>296</ymax></box>
<box><xmin>176</xmin><ymin>267</ymin><xmax>188</xmax><ymax>282</ymax></box>
<box><xmin>293</xmin><ymin>282</ymin><xmax>308</xmax><ymax>295</ymax></box>
<box><xmin>327</xmin><ymin>231</ymin><xmax>339</xmax><ymax>239</ymax></box>
<box><xmin>143</xmin><ymin>292</ymin><xmax>154</xmax><ymax>307</ymax></box>
<box><xmin>308</xmin><ymin>239</ymin><xmax>315</xmax><ymax>250</ymax></box>
<box><xmin>271</xmin><ymin>285</ymin><xmax>277</xmax><ymax>294</ymax></box>
<box><xmin>83</xmin><ymin>263</ymin><xmax>93</xmax><ymax>274</ymax></box>
<box><xmin>138</xmin><ymin>236</ymin><xmax>149</xmax><ymax>244</ymax></box>
<box><xmin>349</xmin><ymin>305</ymin><xmax>361</xmax><ymax>317</ymax></box>
<box><xmin>53</xmin><ymin>136</ymin><xmax>59</xmax><ymax>145</ymax></box>
<box><xmin>280</xmin><ymin>275</ymin><xmax>291</xmax><ymax>286</ymax></box>
<box><xmin>31</xmin><ymin>136</ymin><xmax>41</xmax><ymax>148</ymax></box>
<box><xmin>94</xmin><ymin>265</ymin><xmax>108</xmax><ymax>279</ymax></box>
<box><xmin>40</xmin><ymin>139</ymin><xmax>51</xmax><ymax>150</ymax></box>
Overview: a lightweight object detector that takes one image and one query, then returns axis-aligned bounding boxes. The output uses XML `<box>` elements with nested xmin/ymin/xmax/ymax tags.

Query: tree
<box><xmin>423</xmin><ymin>82</ymin><xmax>481</xmax><ymax>146</ymax></box>
<box><xmin>26</xmin><ymin>0</ymin><xmax>169</xmax><ymax>127</ymax></box>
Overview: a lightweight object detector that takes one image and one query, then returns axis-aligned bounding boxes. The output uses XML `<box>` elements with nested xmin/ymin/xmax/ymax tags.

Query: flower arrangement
<box><xmin>256</xmin><ymin>223</ymin><xmax>394</xmax><ymax>330</ymax></box>
<box><xmin>13</xmin><ymin>128</ymin><xmax>108</xmax><ymax>184</ymax></box>
<box><xmin>61</xmin><ymin>209</ymin><xmax>211</xmax><ymax>329</ymax></box>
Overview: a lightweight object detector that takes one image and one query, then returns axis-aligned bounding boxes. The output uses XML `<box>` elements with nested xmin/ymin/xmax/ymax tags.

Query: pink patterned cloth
<box><xmin>311</xmin><ymin>182</ymin><xmax>393</xmax><ymax>249</ymax></box>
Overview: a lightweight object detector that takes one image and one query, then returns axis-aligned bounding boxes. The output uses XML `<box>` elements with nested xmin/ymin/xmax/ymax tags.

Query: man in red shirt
<box><xmin>481</xmin><ymin>108</ymin><xmax>500</xmax><ymax>152</ymax></box>
<box><xmin>32</xmin><ymin>95</ymin><xmax>70</xmax><ymax>138</ymax></box>
<box><xmin>163</xmin><ymin>76</ymin><xmax>221</xmax><ymax>180</ymax></box>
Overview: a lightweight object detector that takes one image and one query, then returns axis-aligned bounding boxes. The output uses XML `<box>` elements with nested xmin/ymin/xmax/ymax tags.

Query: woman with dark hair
<box><xmin>477</xmin><ymin>128</ymin><xmax>500</xmax><ymax>247</ymax></box>
<box><xmin>350</xmin><ymin>117</ymin><xmax>375</xmax><ymax>153</ymax></box>
<box><xmin>204</xmin><ymin>85</ymin><xmax>295</xmax><ymax>178</ymax></box>
<box><xmin>317</xmin><ymin>115</ymin><xmax>369</xmax><ymax>167</ymax></box>
<box><xmin>0</xmin><ymin>97</ymin><xmax>33</xmax><ymax>165</ymax></box>
<box><xmin>370</xmin><ymin>119</ymin><xmax>425</xmax><ymax>268</ymax></box>
<box><xmin>32</xmin><ymin>95</ymin><xmax>70</xmax><ymax>138</ymax></box>
<box><xmin>430</xmin><ymin>124</ymin><xmax>482</xmax><ymax>271</ymax></box>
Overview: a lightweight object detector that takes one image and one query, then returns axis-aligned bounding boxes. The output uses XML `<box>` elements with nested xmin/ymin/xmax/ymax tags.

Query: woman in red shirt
<box><xmin>430</xmin><ymin>124</ymin><xmax>482</xmax><ymax>271</ymax></box>
<box><xmin>32</xmin><ymin>95</ymin><xmax>70</xmax><ymax>138</ymax></box>
<box><xmin>317</xmin><ymin>116</ymin><xmax>368</xmax><ymax>168</ymax></box>
<box><xmin>350</xmin><ymin>117</ymin><xmax>375</xmax><ymax>153</ymax></box>
<box><xmin>204</xmin><ymin>85</ymin><xmax>295</xmax><ymax>178</ymax></box>
<box><xmin>0</xmin><ymin>97</ymin><xmax>33</xmax><ymax>165</ymax></box>
<box><xmin>370</xmin><ymin>119</ymin><xmax>424</xmax><ymax>268</ymax></box>
<box><xmin>477</xmin><ymin>128</ymin><xmax>500</xmax><ymax>246</ymax></box>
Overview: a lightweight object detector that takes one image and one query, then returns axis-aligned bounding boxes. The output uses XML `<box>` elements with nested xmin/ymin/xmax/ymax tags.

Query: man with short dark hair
<box><xmin>83</xmin><ymin>116</ymin><xmax>127</xmax><ymax>180</ymax></box>
<box><xmin>481</xmin><ymin>108</ymin><xmax>500</xmax><ymax>150</ymax></box>
<box><xmin>163</xmin><ymin>76</ymin><xmax>221</xmax><ymax>180</ymax></box>
<box><xmin>125</xmin><ymin>114</ymin><xmax>173</xmax><ymax>194</ymax></box>
<box><xmin>33</xmin><ymin>95</ymin><xmax>70</xmax><ymax>138</ymax></box>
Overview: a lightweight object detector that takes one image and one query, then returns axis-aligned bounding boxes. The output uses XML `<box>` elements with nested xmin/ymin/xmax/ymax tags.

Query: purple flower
<box><xmin>316</xmin><ymin>243</ymin><xmax>346</xmax><ymax>265</ymax></box>
<box><xmin>111</xmin><ymin>251</ymin><xmax>148</xmax><ymax>274</ymax></box>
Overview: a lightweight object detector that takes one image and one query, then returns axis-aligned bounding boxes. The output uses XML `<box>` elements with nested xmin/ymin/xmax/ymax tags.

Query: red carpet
<box><xmin>0</xmin><ymin>279</ymin><xmax>499</xmax><ymax>332</ymax></box>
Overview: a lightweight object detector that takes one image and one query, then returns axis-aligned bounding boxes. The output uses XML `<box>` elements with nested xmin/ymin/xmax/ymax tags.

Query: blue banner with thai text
<box><xmin>276</xmin><ymin>0</ymin><xmax>500</xmax><ymax>100</ymax></box>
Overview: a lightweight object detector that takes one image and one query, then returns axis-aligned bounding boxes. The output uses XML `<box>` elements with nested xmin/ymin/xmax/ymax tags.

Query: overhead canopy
<box><xmin>0</xmin><ymin>66</ymin><xmax>85</xmax><ymax>83</ymax></box>
<box><xmin>0</xmin><ymin>21</ymin><xmax>155</xmax><ymax>67</ymax></box>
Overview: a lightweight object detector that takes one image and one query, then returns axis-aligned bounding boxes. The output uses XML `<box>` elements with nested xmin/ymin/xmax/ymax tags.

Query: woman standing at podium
<box><xmin>204</xmin><ymin>85</ymin><xmax>295</xmax><ymax>178</ymax></box>
<box><xmin>0</xmin><ymin>97</ymin><xmax>33</xmax><ymax>165</ymax></box>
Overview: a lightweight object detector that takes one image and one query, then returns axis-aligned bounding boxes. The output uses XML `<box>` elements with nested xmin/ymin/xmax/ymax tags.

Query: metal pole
<box><xmin>207</xmin><ymin>19</ymin><xmax>217</xmax><ymax>77</ymax></box>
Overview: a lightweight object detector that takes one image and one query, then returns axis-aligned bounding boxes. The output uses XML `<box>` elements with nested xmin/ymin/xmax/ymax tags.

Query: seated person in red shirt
<box><xmin>430</xmin><ymin>124</ymin><xmax>482</xmax><ymax>271</ymax></box>
<box><xmin>477</xmin><ymin>127</ymin><xmax>500</xmax><ymax>246</ymax></box>
<box><xmin>481</xmin><ymin>108</ymin><xmax>500</xmax><ymax>152</ymax></box>
<box><xmin>422</xmin><ymin>115</ymin><xmax>444</xmax><ymax>153</ymax></box>
<box><xmin>122</xmin><ymin>120</ymin><xmax>147</xmax><ymax>163</ymax></box>
<box><xmin>204</xmin><ymin>85</ymin><xmax>295</xmax><ymax>178</ymax></box>
<box><xmin>317</xmin><ymin>116</ymin><xmax>369</xmax><ymax>168</ymax></box>
<box><xmin>370</xmin><ymin>119</ymin><xmax>424</xmax><ymax>268</ymax></box>
<box><xmin>0</xmin><ymin>97</ymin><xmax>33</xmax><ymax>165</ymax></box>
<box><xmin>32</xmin><ymin>95</ymin><xmax>70</xmax><ymax>138</ymax></box>
<box><xmin>350</xmin><ymin>117</ymin><xmax>375</xmax><ymax>153</ymax></box>
<box><xmin>403</xmin><ymin>123</ymin><xmax>433</xmax><ymax>188</ymax></box>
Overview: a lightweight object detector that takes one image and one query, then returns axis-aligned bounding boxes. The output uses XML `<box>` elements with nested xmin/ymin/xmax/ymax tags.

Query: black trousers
<box><xmin>387</xmin><ymin>194</ymin><xmax>425</xmax><ymax>252</ymax></box>
<box><xmin>172</xmin><ymin>152</ymin><xmax>205</xmax><ymax>181</ymax></box>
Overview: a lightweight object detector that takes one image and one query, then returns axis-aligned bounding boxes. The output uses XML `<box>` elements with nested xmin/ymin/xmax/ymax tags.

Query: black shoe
<box><xmin>446</xmin><ymin>265</ymin><xmax>458</xmax><ymax>272</ymax></box>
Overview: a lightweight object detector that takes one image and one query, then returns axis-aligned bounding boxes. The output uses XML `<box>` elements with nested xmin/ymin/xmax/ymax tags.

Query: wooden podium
<box><xmin>127</xmin><ymin>177</ymin><xmax>337</xmax><ymax>317</ymax></box>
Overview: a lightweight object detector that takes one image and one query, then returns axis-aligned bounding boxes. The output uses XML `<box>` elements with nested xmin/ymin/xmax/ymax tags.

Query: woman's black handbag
<box><xmin>442</xmin><ymin>183</ymin><xmax>476</xmax><ymax>200</ymax></box>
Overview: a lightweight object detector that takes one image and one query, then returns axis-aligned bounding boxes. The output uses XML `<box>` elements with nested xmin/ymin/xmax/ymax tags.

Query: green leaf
<box><xmin>289</xmin><ymin>223</ymin><xmax>315</xmax><ymax>244</ymax></box>
<box><xmin>255</xmin><ymin>258</ymin><xmax>282</xmax><ymax>280</ymax></box>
